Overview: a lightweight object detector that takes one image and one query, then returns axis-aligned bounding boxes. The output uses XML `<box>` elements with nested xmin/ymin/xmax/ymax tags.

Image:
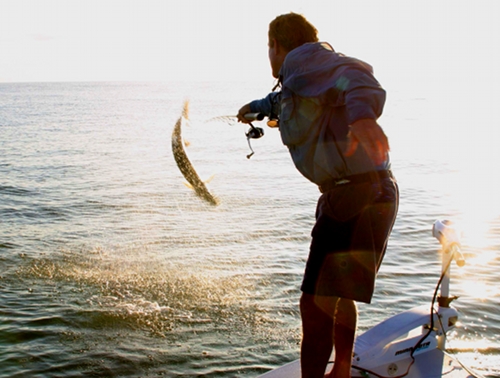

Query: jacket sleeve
<box><xmin>249</xmin><ymin>92</ymin><xmax>280</xmax><ymax>117</ymax></box>
<box><xmin>331</xmin><ymin>66</ymin><xmax>386</xmax><ymax>125</ymax></box>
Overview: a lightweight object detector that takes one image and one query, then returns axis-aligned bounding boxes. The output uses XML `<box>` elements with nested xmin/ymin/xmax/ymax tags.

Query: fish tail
<box><xmin>182</xmin><ymin>100</ymin><xmax>189</xmax><ymax>119</ymax></box>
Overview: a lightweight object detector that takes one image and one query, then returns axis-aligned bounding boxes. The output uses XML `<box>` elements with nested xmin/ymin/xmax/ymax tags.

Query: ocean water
<box><xmin>0</xmin><ymin>81</ymin><xmax>499</xmax><ymax>377</ymax></box>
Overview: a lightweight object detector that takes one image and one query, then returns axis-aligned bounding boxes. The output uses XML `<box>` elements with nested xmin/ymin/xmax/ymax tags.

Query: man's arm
<box><xmin>237</xmin><ymin>92</ymin><xmax>280</xmax><ymax>123</ymax></box>
<box><xmin>344</xmin><ymin>118</ymin><xmax>389</xmax><ymax>166</ymax></box>
<box><xmin>339</xmin><ymin>67</ymin><xmax>389</xmax><ymax>166</ymax></box>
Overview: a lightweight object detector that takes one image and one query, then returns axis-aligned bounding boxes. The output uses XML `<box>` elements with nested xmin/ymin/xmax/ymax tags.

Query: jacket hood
<box><xmin>280</xmin><ymin>42</ymin><xmax>374</xmax><ymax>100</ymax></box>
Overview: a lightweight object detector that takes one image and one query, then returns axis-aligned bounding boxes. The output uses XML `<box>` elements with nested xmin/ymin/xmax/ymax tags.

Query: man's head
<box><xmin>267</xmin><ymin>13</ymin><xmax>319</xmax><ymax>78</ymax></box>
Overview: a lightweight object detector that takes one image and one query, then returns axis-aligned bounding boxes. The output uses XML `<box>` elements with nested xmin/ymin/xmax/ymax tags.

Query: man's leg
<box><xmin>300</xmin><ymin>293</ymin><xmax>337</xmax><ymax>378</ymax></box>
<box><xmin>300</xmin><ymin>293</ymin><xmax>357</xmax><ymax>378</ymax></box>
<box><xmin>330</xmin><ymin>298</ymin><xmax>357</xmax><ymax>378</ymax></box>
<box><xmin>301</xmin><ymin>293</ymin><xmax>356</xmax><ymax>378</ymax></box>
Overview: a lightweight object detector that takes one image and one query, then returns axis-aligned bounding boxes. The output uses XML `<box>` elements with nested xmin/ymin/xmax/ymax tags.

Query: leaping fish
<box><xmin>171</xmin><ymin>101</ymin><xmax>219</xmax><ymax>206</ymax></box>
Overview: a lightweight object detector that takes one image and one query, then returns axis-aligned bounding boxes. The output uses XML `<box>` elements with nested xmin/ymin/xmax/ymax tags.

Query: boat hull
<box><xmin>258</xmin><ymin>350</ymin><xmax>481</xmax><ymax>378</ymax></box>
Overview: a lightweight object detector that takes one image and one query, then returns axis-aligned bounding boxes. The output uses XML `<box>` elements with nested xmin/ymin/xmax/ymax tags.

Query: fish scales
<box><xmin>171</xmin><ymin>102</ymin><xmax>219</xmax><ymax>206</ymax></box>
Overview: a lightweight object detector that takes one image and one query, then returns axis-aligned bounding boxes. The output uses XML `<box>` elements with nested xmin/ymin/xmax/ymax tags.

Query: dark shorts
<box><xmin>301</xmin><ymin>176</ymin><xmax>399</xmax><ymax>303</ymax></box>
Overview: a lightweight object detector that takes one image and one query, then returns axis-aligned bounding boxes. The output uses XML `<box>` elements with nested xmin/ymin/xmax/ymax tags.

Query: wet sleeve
<box><xmin>249</xmin><ymin>92</ymin><xmax>280</xmax><ymax>117</ymax></box>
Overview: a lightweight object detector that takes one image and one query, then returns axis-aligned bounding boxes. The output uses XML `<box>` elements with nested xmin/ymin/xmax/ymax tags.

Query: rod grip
<box><xmin>244</xmin><ymin>113</ymin><xmax>265</xmax><ymax>121</ymax></box>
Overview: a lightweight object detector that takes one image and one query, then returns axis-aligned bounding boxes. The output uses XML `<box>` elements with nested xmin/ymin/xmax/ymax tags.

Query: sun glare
<box><xmin>457</xmin><ymin>278</ymin><xmax>498</xmax><ymax>301</ymax></box>
<box><xmin>460</xmin><ymin>218</ymin><xmax>496</xmax><ymax>250</ymax></box>
<box><xmin>454</xmin><ymin>244</ymin><xmax>498</xmax><ymax>300</ymax></box>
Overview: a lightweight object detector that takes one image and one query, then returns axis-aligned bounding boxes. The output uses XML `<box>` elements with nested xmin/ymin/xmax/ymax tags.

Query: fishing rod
<box><xmin>206</xmin><ymin>112</ymin><xmax>279</xmax><ymax>159</ymax></box>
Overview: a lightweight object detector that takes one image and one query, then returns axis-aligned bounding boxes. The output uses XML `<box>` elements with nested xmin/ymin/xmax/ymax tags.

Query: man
<box><xmin>237</xmin><ymin>13</ymin><xmax>398</xmax><ymax>378</ymax></box>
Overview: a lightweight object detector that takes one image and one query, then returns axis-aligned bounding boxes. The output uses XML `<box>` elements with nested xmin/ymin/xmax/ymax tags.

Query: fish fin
<box><xmin>184</xmin><ymin>139</ymin><xmax>190</xmax><ymax>147</ymax></box>
<box><xmin>183</xmin><ymin>182</ymin><xmax>193</xmax><ymax>189</ymax></box>
<box><xmin>204</xmin><ymin>174</ymin><xmax>215</xmax><ymax>184</ymax></box>
<box><xmin>182</xmin><ymin>100</ymin><xmax>189</xmax><ymax>119</ymax></box>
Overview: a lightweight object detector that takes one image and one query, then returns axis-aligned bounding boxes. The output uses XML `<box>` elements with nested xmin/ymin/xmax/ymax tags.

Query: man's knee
<box><xmin>300</xmin><ymin>292</ymin><xmax>339</xmax><ymax>319</ymax></box>
<box><xmin>335</xmin><ymin>298</ymin><xmax>358</xmax><ymax>328</ymax></box>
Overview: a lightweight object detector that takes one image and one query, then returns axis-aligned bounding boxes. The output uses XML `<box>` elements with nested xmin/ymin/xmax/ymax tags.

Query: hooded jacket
<box><xmin>250</xmin><ymin>42</ymin><xmax>390</xmax><ymax>185</ymax></box>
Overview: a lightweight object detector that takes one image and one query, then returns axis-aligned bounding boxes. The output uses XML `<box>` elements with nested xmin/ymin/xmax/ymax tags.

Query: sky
<box><xmin>1</xmin><ymin>0</ymin><xmax>499</xmax><ymax>92</ymax></box>
<box><xmin>1</xmin><ymin>0</ymin><xmax>500</xmax><ymax>245</ymax></box>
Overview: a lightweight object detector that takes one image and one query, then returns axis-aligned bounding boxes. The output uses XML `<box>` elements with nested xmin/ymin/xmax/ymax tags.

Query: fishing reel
<box><xmin>244</xmin><ymin>113</ymin><xmax>264</xmax><ymax>159</ymax></box>
<box><xmin>243</xmin><ymin>113</ymin><xmax>279</xmax><ymax>159</ymax></box>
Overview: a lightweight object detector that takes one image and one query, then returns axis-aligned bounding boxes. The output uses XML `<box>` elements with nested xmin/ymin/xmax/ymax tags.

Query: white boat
<box><xmin>258</xmin><ymin>220</ymin><xmax>484</xmax><ymax>378</ymax></box>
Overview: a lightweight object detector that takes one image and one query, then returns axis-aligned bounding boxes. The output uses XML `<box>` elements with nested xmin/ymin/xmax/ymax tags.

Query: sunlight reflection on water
<box><xmin>1</xmin><ymin>82</ymin><xmax>499</xmax><ymax>377</ymax></box>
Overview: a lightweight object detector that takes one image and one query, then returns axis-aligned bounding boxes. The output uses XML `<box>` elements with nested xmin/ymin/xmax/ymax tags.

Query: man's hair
<box><xmin>268</xmin><ymin>13</ymin><xmax>319</xmax><ymax>52</ymax></box>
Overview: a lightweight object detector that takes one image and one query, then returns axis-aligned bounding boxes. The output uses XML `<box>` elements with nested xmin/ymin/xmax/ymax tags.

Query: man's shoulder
<box><xmin>287</xmin><ymin>42</ymin><xmax>336</xmax><ymax>61</ymax></box>
<box><xmin>284</xmin><ymin>42</ymin><xmax>372</xmax><ymax>77</ymax></box>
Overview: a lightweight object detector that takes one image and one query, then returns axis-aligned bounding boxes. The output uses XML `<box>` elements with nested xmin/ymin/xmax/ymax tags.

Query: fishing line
<box><xmin>204</xmin><ymin>114</ymin><xmax>266</xmax><ymax>158</ymax></box>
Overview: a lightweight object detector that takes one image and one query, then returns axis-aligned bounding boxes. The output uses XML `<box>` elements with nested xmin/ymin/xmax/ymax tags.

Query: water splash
<box><xmin>15</xmin><ymin>247</ymin><xmax>281</xmax><ymax>338</ymax></box>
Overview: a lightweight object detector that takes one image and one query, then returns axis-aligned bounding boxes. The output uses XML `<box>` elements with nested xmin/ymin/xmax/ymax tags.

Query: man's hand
<box><xmin>344</xmin><ymin>118</ymin><xmax>389</xmax><ymax>166</ymax></box>
<box><xmin>237</xmin><ymin>103</ymin><xmax>252</xmax><ymax>123</ymax></box>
